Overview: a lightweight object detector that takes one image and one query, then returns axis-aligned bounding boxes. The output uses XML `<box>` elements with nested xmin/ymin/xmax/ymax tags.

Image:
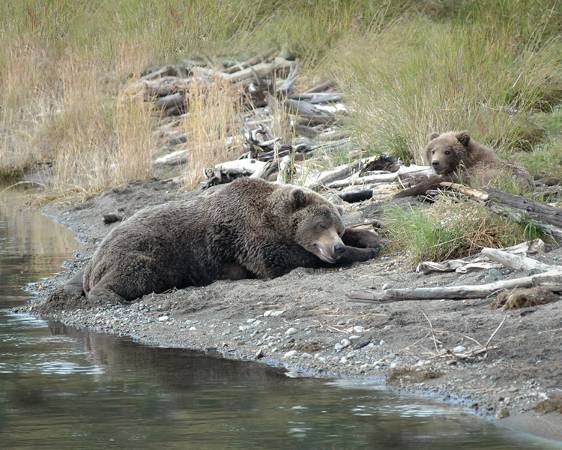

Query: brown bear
<box><xmin>396</xmin><ymin>131</ymin><xmax>532</xmax><ymax>197</ymax></box>
<box><xmin>75</xmin><ymin>178</ymin><xmax>381</xmax><ymax>304</ymax></box>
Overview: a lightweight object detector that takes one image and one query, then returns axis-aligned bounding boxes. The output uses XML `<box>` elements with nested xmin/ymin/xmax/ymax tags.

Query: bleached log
<box><xmin>190</xmin><ymin>57</ymin><xmax>293</xmax><ymax>84</ymax></box>
<box><xmin>327</xmin><ymin>165</ymin><xmax>433</xmax><ymax>189</ymax></box>
<box><xmin>480</xmin><ymin>247</ymin><xmax>555</xmax><ymax>272</ymax></box>
<box><xmin>154</xmin><ymin>149</ymin><xmax>188</xmax><ymax>166</ymax></box>
<box><xmin>285</xmin><ymin>99</ymin><xmax>336</xmax><ymax>125</ymax></box>
<box><xmin>305</xmin><ymin>160</ymin><xmax>364</xmax><ymax>190</ymax></box>
<box><xmin>348</xmin><ymin>270</ymin><xmax>562</xmax><ymax>302</ymax></box>
<box><xmin>213</xmin><ymin>159</ymin><xmax>268</xmax><ymax>176</ymax></box>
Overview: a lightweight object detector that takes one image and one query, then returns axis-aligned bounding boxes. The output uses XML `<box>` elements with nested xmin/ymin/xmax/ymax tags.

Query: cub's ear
<box><xmin>429</xmin><ymin>132</ymin><xmax>440</xmax><ymax>141</ymax></box>
<box><xmin>291</xmin><ymin>189</ymin><xmax>308</xmax><ymax>209</ymax></box>
<box><xmin>456</xmin><ymin>131</ymin><xmax>470</xmax><ymax>146</ymax></box>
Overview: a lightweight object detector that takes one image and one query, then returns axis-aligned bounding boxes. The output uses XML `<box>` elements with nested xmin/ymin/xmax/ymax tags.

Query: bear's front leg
<box><xmin>342</xmin><ymin>227</ymin><xmax>381</xmax><ymax>249</ymax></box>
<box><xmin>335</xmin><ymin>245</ymin><xmax>380</xmax><ymax>265</ymax></box>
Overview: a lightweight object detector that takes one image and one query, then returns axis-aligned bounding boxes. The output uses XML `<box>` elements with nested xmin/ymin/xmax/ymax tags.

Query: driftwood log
<box><xmin>349</xmin><ymin>246</ymin><xmax>562</xmax><ymax>303</ymax></box>
<box><xmin>348</xmin><ymin>270</ymin><xmax>562</xmax><ymax>302</ymax></box>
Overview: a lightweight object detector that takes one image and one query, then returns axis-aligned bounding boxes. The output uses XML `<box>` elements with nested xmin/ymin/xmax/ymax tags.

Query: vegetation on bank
<box><xmin>383</xmin><ymin>195</ymin><xmax>543</xmax><ymax>265</ymax></box>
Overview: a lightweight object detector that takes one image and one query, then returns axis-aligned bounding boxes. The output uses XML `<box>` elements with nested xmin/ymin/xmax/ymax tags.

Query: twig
<box><xmin>485</xmin><ymin>315</ymin><xmax>507</xmax><ymax>349</ymax></box>
<box><xmin>0</xmin><ymin>180</ymin><xmax>47</xmax><ymax>195</ymax></box>
<box><xmin>421</xmin><ymin>310</ymin><xmax>439</xmax><ymax>354</ymax></box>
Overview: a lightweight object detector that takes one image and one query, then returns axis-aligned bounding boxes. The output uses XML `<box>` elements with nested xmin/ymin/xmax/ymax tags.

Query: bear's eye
<box><xmin>444</xmin><ymin>150</ymin><xmax>451</xmax><ymax>155</ymax></box>
<box><xmin>317</xmin><ymin>223</ymin><xmax>328</xmax><ymax>231</ymax></box>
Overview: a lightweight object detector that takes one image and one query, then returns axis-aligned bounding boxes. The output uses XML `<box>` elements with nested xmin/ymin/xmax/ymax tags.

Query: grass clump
<box><xmin>384</xmin><ymin>195</ymin><xmax>540</xmax><ymax>264</ymax></box>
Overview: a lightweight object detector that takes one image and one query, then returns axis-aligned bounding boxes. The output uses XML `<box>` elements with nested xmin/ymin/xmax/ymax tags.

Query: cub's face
<box><xmin>426</xmin><ymin>132</ymin><xmax>469</xmax><ymax>175</ymax></box>
<box><xmin>285</xmin><ymin>188</ymin><xmax>346</xmax><ymax>264</ymax></box>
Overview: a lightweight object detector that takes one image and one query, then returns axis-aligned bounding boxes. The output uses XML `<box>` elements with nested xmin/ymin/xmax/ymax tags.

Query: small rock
<box><xmin>453</xmin><ymin>345</ymin><xmax>466</xmax><ymax>353</ymax></box>
<box><xmin>270</xmin><ymin>310</ymin><xmax>285</xmax><ymax>317</ymax></box>
<box><xmin>379</xmin><ymin>340</ymin><xmax>385</xmax><ymax>346</ymax></box>
<box><xmin>340</xmin><ymin>338</ymin><xmax>351</xmax><ymax>348</ymax></box>
<box><xmin>353</xmin><ymin>326</ymin><xmax>365</xmax><ymax>333</ymax></box>
<box><xmin>339</xmin><ymin>357</ymin><xmax>348</xmax><ymax>364</ymax></box>
<box><xmin>255</xmin><ymin>348</ymin><xmax>265</xmax><ymax>359</ymax></box>
<box><xmin>263</xmin><ymin>310</ymin><xmax>272</xmax><ymax>317</ymax></box>
<box><xmin>158</xmin><ymin>315</ymin><xmax>169</xmax><ymax>322</ymax></box>
<box><xmin>189</xmin><ymin>326</ymin><xmax>197</xmax><ymax>331</ymax></box>
<box><xmin>102</xmin><ymin>213</ymin><xmax>123</xmax><ymax>224</ymax></box>
<box><xmin>285</xmin><ymin>327</ymin><xmax>297</xmax><ymax>336</ymax></box>
<box><xmin>495</xmin><ymin>407</ymin><xmax>510</xmax><ymax>419</ymax></box>
<box><xmin>284</xmin><ymin>350</ymin><xmax>298</xmax><ymax>358</ymax></box>
<box><xmin>334</xmin><ymin>343</ymin><xmax>344</xmax><ymax>352</ymax></box>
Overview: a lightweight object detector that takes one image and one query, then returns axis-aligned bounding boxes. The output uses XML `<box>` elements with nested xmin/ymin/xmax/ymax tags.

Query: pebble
<box><xmin>340</xmin><ymin>338</ymin><xmax>351</xmax><ymax>348</ymax></box>
<box><xmin>284</xmin><ymin>350</ymin><xmax>298</xmax><ymax>358</ymax></box>
<box><xmin>353</xmin><ymin>326</ymin><xmax>365</xmax><ymax>333</ymax></box>
<box><xmin>339</xmin><ymin>357</ymin><xmax>348</xmax><ymax>364</ymax></box>
<box><xmin>270</xmin><ymin>310</ymin><xmax>285</xmax><ymax>317</ymax></box>
<box><xmin>379</xmin><ymin>340</ymin><xmax>385</xmax><ymax>346</ymax></box>
<box><xmin>453</xmin><ymin>345</ymin><xmax>466</xmax><ymax>353</ymax></box>
<box><xmin>334</xmin><ymin>343</ymin><xmax>344</xmax><ymax>352</ymax></box>
<box><xmin>158</xmin><ymin>316</ymin><xmax>169</xmax><ymax>322</ymax></box>
<box><xmin>189</xmin><ymin>326</ymin><xmax>197</xmax><ymax>331</ymax></box>
<box><xmin>495</xmin><ymin>407</ymin><xmax>510</xmax><ymax>419</ymax></box>
<box><xmin>285</xmin><ymin>327</ymin><xmax>297</xmax><ymax>336</ymax></box>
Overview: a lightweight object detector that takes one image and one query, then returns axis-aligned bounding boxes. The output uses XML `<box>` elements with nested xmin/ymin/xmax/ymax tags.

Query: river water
<box><xmin>0</xmin><ymin>187</ymin><xmax>557</xmax><ymax>449</ymax></box>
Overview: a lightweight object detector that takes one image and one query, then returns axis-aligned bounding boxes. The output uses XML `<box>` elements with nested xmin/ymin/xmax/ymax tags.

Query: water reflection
<box><xmin>0</xmin><ymin>187</ymin><xmax>558</xmax><ymax>449</ymax></box>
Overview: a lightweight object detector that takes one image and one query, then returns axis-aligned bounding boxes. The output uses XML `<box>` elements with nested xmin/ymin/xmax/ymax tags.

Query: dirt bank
<box><xmin>21</xmin><ymin>179</ymin><xmax>562</xmax><ymax>443</ymax></box>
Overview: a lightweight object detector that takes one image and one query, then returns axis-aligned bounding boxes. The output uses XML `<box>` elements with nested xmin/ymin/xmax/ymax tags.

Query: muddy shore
<box><xmin>20</xmin><ymin>179</ymin><xmax>562</xmax><ymax>443</ymax></box>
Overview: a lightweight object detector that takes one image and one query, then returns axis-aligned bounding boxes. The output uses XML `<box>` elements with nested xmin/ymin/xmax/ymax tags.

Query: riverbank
<box><xmin>19</xmin><ymin>179</ymin><xmax>562</xmax><ymax>443</ymax></box>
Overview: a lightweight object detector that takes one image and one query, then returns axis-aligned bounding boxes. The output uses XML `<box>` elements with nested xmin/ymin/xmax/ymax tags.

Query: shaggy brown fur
<box><xmin>75</xmin><ymin>179</ymin><xmax>381</xmax><ymax>304</ymax></box>
<box><xmin>492</xmin><ymin>287</ymin><xmax>559</xmax><ymax>310</ymax></box>
<box><xmin>395</xmin><ymin>131</ymin><xmax>532</xmax><ymax>197</ymax></box>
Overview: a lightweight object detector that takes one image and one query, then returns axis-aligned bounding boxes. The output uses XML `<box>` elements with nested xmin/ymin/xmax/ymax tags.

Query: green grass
<box><xmin>384</xmin><ymin>195</ymin><xmax>542</xmax><ymax>264</ymax></box>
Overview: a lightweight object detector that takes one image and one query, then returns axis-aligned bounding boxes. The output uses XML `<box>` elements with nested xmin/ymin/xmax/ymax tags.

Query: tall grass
<box><xmin>328</xmin><ymin>1</ymin><xmax>561</xmax><ymax>162</ymax></box>
<box><xmin>183</xmin><ymin>79</ymin><xmax>244</xmax><ymax>188</ymax></box>
<box><xmin>0</xmin><ymin>0</ymin><xmax>560</xmax><ymax>191</ymax></box>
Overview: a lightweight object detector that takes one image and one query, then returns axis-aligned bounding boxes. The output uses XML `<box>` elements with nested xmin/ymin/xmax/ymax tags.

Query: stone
<box><xmin>285</xmin><ymin>327</ymin><xmax>297</xmax><ymax>336</ymax></box>
<box><xmin>284</xmin><ymin>350</ymin><xmax>298</xmax><ymax>358</ymax></box>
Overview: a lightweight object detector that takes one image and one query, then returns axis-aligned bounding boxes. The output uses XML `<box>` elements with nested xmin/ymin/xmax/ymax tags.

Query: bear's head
<box><xmin>272</xmin><ymin>187</ymin><xmax>346</xmax><ymax>264</ymax></box>
<box><xmin>425</xmin><ymin>131</ymin><xmax>471</xmax><ymax>175</ymax></box>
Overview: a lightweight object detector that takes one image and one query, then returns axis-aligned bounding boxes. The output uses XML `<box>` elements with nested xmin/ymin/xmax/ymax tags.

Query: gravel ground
<box><xmin>20</xmin><ymin>179</ymin><xmax>562</xmax><ymax>443</ymax></box>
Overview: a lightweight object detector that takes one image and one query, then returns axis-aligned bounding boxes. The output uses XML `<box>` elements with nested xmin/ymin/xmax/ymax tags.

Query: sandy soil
<box><xmin>21</xmin><ymin>179</ymin><xmax>562</xmax><ymax>442</ymax></box>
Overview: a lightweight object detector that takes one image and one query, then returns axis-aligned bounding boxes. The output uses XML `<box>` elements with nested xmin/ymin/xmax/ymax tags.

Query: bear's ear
<box><xmin>291</xmin><ymin>189</ymin><xmax>308</xmax><ymax>210</ymax></box>
<box><xmin>429</xmin><ymin>132</ymin><xmax>440</xmax><ymax>141</ymax></box>
<box><xmin>456</xmin><ymin>131</ymin><xmax>470</xmax><ymax>146</ymax></box>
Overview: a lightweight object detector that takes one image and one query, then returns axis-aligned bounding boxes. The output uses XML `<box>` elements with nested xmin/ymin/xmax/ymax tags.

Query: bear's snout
<box><xmin>431</xmin><ymin>160</ymin><xmax>440</xmax><ymax>168</ymax></box>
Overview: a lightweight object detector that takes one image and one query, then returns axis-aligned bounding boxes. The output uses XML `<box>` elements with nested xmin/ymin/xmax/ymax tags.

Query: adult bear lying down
<box><xmin>67</xmin><ymin>178</ymin><xmax>381</xmax><ymax>304</ymax></box>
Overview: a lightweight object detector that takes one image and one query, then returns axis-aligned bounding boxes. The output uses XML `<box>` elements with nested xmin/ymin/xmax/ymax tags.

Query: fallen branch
<box><xmin>480</xmin><ymin>247</ymin><xmax>554</xmax><ymax>272</ymax></box>
<box><xmin>348</xmin><ymin>270</ymin><xmax>562</xmax><ymax>302</ymax></box>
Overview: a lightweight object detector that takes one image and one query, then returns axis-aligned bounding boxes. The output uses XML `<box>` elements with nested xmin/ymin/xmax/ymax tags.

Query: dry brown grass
<box><xmin>183</xmin><ymin>79</ymin><xmax>245</xmax><ymax>188</ymax></box>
